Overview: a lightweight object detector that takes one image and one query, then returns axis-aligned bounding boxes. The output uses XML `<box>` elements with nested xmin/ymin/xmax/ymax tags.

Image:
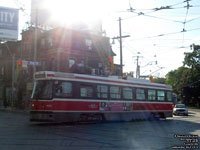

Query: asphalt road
<box><xmin>0</xmin><ymin>110</ymin><xmax>199</xmax><ymax>150</ymax></box>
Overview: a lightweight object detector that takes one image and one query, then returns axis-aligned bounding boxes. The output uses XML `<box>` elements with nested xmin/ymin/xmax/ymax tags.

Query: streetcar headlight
<box><xmin>32</xmin><ymin>104</ymin><xmax>35</xmax><ymax>107</ymax></box>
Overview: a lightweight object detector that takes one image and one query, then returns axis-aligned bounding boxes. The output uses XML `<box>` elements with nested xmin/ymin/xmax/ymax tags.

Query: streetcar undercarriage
<box><xmin>30</xmin><ymin>111</ymin><xmax>172</xmax><ymax>122</ymax></box>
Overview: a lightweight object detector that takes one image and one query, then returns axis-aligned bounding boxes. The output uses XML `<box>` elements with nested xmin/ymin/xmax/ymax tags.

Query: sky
<box><xmin>1</xmin><ymin>0</ymin><xmax>200</xmax><ymax>77</ymax></box>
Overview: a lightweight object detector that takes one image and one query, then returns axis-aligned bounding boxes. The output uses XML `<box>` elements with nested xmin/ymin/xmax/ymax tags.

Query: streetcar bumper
<box><xmin>30</xmin><ymin>111</ymin><xmax>54</xmax><ymax>122</ymax></box>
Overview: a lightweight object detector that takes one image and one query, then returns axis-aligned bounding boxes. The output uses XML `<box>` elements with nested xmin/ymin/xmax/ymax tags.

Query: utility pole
<box><xmin>5</xmin><ymin>42</ymin><xmax>15</xmax><ymax>108</ymax></box>
<box><xmin>136</xmin><ymin>55</ymin><xmax>140</xmax><ymax>78</ymax></box>
<box><xmin>112</xmin><ymin>17</ymin><xmax>130</xmax><ymax>77</ymax></box>
<box><xmin>33</xmin><ymin>7</ymin><xmax>38</xmax><ymax>76</ymax></box>
<box><xmin>11</xmin><ymin>54</ymin><xmax>15</xmax><ymax>108</ymax></box>
<box><xmin>119</xmin><ymin>17</ymin><xmax>123</xmax><ymax>77</ymax></box>
<box><xmin>133</xmin><ymin>52</ymin><xmax>143</xmax><ymax>78</ymax></box>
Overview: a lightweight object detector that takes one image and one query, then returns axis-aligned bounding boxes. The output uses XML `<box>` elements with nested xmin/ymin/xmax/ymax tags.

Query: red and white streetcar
<box><xmin>30</xmin><ymin>71</ymin><xmax>175</xmax><ymax>122</ymax></box>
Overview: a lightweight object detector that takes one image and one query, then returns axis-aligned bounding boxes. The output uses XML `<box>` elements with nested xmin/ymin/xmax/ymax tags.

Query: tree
<box><xmin>183</xmin><ymin>44</ymin><xmax>200</xmax><ymax>107</ymax></box>
<box><xmin>166</xmin><ymin>67</ymin><xmax>191</xmax><ymax>104</ymax></box>
<box><xmin>166</xmin><ymin>44</ymin><xmax>200</xmax><ymax>107</ymax></box>
<box><xmin>153</xmin><ymin>77</ymin><xmax>166</xmax><ymax>84</ymax></box>
<box><xmin>184</xmin><ymin>44</ymin><xmax>200</xmax><ymax>69</ymax></box>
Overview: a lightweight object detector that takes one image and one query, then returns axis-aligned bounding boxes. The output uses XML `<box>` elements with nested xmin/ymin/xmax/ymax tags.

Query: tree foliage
<box><xmin>166</xmin><ymin>44</ymin><xmax>200</xmax><ymax>107</ymax></box>
<box><xmin>153</xmin><ymin>77</ymin><xmax>166</xmax><ymax>84</ymax></box>
<box><xmin>184</xmin><ymin>44</ymin><xmax>200</xmax><ymax>69</ymax></box>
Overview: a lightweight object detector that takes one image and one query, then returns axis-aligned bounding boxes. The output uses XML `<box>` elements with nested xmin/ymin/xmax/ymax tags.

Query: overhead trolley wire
<box><xmin>127</xmin><ymin>27</ymin><xmax>200</xmax><ymax>41</ymax></box>
<box><xmin>182</xmin><ymin>0</ymin><xmax>190</xmax><ymax>44</ymax></box>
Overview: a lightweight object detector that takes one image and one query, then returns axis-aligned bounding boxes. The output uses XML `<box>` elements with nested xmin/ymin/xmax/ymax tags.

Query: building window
<box><xmin>47</xmin><ymin>37</ymin><xmax>53</xmax><ymax>48</ymax></box>
<box><xmin>54</xmin><ymin>81</ymin><xmax>72</xmax><ymax>97</ymax></box>
<box><xmin>148</xmin><ymin>89</ymin><xmax>156</xmax><ymax>100</ymax></box>
<box><xmin>0</xmin><ymin>66</ymin><xmax>4</xmax><ymax>76</ymax></box>
<box><xmin>167</xmin><ymin>91</ymin><xmax>172</xmax><ymax>101</ymax></box>
<box><xmin>98</xmin><ymin>63</ymin><xmax>102</xmax><ymax>68</ymax></box>
<box><xmin>97</xmin><ymin>85</ymin><xmax>108</xmax><ymax>98</ymax></box>
<box><xmin>80</xmin><ymin>85</ymin><xmax>93</xmax><ymax>98</ymax></box>
<box><xmin>136</xmin><ymin>88</ymin><xmax>145</xmax><ymax>100</ymax></box>
<box><xmin>110</xmin><ymin>86</ymin><xmax>121</xmax><ymax>99</ymax></box>
<box><xmin>69</xmin><ymin>59</ymin><xmax>75</xmax><ymax>68</ymax></box>
<box><xmin>85</xmin><ymin>39</ymin><xmax>92</xmax><ymax>50</ymax></box>
<box><xmin>50</xmin><ymin>58</ymin><xmax>55</xmax><ymax>71</ymax></box>
<box><xmin>41</xmin><ymin>38</ymin><xmax>45</xmax><ymax>47</ymax></box>
<box><xmin>123</xmin><ymin>87</ymin><xmax>133</xmax><ymax>100</ymax></box>
<box><xmin>157</xmin><ymin>91</ymin><xmax>165</xmax><ymax>101</ymax></box>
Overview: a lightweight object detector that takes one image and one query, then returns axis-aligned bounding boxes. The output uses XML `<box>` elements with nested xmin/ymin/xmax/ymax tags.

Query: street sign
<box><xmin>22</xmin><ymin>61</ymin><xmax>28</xmax><ymax>68</ymax></box>
<box><xmin>27</xmin><ymin>61</ymin><xmax>41</xmax><ymax>66</ymax></box>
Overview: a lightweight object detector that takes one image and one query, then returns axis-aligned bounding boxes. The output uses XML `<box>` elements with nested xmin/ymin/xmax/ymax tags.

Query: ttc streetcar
<box><xmin>30</xmin><ymin>71</ymin><xmax>175</xmax><ymax>122</ymax></box>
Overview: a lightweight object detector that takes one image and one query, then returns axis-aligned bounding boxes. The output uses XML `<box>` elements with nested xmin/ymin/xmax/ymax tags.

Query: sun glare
<box><xmin>40</xmin><ymin>0</ymin><xmax>105</xmax><ymax>27</ymax></box>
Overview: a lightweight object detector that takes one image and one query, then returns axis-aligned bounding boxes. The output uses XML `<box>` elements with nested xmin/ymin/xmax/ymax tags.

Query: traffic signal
<box><xmin>16</xmin><ymin>60</ymin><xmax>22</xmax><ymax>71</ymax></box>
<box><xmin>108</xmin><ymin>56</ymin><xmax>114</xmax><ymax>72</ymax></box>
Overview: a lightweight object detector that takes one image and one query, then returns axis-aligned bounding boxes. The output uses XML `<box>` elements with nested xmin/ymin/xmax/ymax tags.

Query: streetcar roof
<box><xmin>34</xmin><ymin>71</ymin><xmax>172</xmax><ymax>90</ymax></box>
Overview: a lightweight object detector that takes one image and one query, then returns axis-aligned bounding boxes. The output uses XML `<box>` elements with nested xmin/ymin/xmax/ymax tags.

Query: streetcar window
<box><xmin>167</xmin><ymin>91</ymin><xmax>172</xmax><ymax>101</ymax></box>
<box><xmin>54</xmin><ymin>81</ymin><xmax>72</xmax><ymax>97</ymax></box>
<box><xmin>33</xmin><ymin>80</ymin><xmax>53</xmax><ymax>100</ymax></box>
<box><xmin>110</xmin><ymin>86</ymin><xmax>121</xmax><ymax>99</ymax></box>
<box><xmin>157</xmin><ymin>90</ymin><xmax>165</xmax><ymax>101</ymax></box>
<box><xmin>123</xmin><ymin>87</ymin><xmax>133</xmax><ymax>100</ymax></box>
<box><xmin>80</xmin><ymin>85</ymin><xmax>93</xmax><ymax>98</ymax></box>
<box><xmin>97</xmin><ymin>85</ymin><xmax>108</xmax><ymax>98</ymax></box>
<box><xmin>136</xmin><ymin>88</ymin><xmax>145</xmax><ymax>100</ymax></box>
<box><xmin>148</xmin><ymin>89</ymin><xmax>156</xmax><ymax>100</ymax></box>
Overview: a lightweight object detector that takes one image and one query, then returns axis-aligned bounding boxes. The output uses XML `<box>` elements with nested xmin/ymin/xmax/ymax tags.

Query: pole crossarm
<box><xmin>112</xmin><ymin>35</ymin><xmax>130</xmax><ymax>40</ymax></box>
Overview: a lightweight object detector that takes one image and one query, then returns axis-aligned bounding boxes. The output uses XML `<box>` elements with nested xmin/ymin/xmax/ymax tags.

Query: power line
<box><xmin>127</xmin><ymin>27</ymin><xmax>200</xmax><ymax>41</ymax></box>
<box><xmin>122</xmin><ymin>1</ymin><xmax>200</xmax><ymax>24</ymax></box>
<box><xmin>140</xmin><ymin>13</ymin><xmax>183</xmax><ymax>23</ymax></box>
<box><xmin>127</xmin><ymin>0</ymin><xmax>187</xmax><ymax>12</ymax></box>
<box><xmin>182</xmin><ymin>0</ymin><xmax>191</xmax><ymax>44</ymax></box>
<box><xmin>14</xmin><ymin>0</ymin><xmax>30</xmax><ymax>17</ymax></box>
<box><xmin>186</xmin><ymin>16</ymin><xmax>200</xmax><ymax>23</ymax></box>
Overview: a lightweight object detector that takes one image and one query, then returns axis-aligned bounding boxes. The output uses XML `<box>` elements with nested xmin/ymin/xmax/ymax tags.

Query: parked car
<box><xmin>173</xmin><ymin>104</ymin><xmax>188</xmax><ymax>116</ymax></box>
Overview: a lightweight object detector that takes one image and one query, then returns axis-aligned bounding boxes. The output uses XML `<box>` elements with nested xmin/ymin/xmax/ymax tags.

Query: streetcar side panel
<box><xmin>30</xmin><ymin>71</ymin><xmax>174</xmax><ymax>122</ymax></box>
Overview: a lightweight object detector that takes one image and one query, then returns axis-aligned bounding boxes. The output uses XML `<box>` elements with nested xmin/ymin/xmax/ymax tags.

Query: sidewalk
<box><xmin>188</xmin><ymin>108</ymin><xmax>200</xmax><ymax>113</ymax></box>
<box><xmin>0</xmin><ymin>106</ymin><xmax>29</xmax><ymax>114</ymax></box>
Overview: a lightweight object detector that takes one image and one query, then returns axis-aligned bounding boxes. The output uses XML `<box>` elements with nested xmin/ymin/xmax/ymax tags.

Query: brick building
<box><xmin>37</xmin><ymin>27</ymin><xmax>114</xmax><ymax>75</ymax></box>
<box><xmin>0</xmin><ymin>26</ymin><xmax>116</xmax><ymax>108</ymax></box>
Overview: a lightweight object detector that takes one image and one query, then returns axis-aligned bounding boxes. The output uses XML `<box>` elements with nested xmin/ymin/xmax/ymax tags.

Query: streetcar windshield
<box><xmin>33</xmin><ymin>80</ymin><xmax>53</xmax><ymax>100</ymax></box>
